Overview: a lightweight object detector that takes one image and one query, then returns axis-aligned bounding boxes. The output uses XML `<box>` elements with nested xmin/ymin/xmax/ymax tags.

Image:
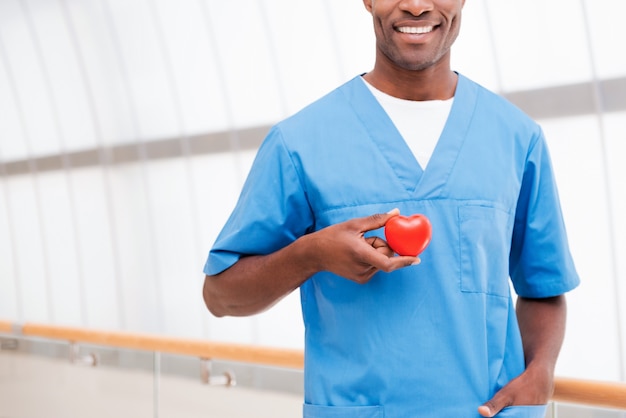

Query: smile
<box><xmin>396</xmin><ymin>26</ymin><xmax>434</xmax><ymax>34</ymax></box>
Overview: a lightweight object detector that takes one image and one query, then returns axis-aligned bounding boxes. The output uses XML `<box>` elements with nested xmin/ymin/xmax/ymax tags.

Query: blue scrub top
<box><xmin>205</xmin><ymin>74</ymin><xmax>580</xmax><ymax>418</ymax></box>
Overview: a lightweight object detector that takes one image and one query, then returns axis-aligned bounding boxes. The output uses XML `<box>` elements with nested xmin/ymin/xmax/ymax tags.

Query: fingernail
<box><xmin>387</xmin><ymin>208</ymin><xmax>399</xmax><ymax>215</ymax></box>
<box><xmin>411</xmin><ymin>258</ymin><xmax>421</xmax><ymax>265</ymax></box>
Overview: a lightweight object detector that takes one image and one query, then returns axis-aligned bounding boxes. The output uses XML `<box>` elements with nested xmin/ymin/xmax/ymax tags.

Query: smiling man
<box><xmin>202</xmin><ymin>1</ymin><xmax>580</xmax><ymax>417</ymax></box>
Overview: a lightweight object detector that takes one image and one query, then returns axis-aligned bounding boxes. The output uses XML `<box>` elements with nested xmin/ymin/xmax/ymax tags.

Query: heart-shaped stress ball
<box><xmin>384</xmin><ymin>214</ymin><xmax>432</xmax><ymax>257</ymax></box>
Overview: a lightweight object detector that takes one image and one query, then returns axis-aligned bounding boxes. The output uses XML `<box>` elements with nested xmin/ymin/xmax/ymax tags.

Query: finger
<box><xmin>367</xmin><ymin>237</ymin><xmax>421</xmax><ymax>267</ymax></box>
<box><xmin>367</xmin><ymin>236</ymin><xmax>396</xmax><ymax>258</ymax></box>
<box><xmin>362</xmin><ymin>248</ymin><xmax>420</xmax><ymax>272</ymax></box>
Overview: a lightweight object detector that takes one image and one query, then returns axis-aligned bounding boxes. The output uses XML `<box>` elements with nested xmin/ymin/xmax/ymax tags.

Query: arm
<box><xmin>478</xmin><ymin>294</ymin><xmax>567</xmax><ymax>417</ymax></box>
<box><xmin>203</xmin><ymin>210</ymin><xmax>419</xmax><ymax>317</ymax></box>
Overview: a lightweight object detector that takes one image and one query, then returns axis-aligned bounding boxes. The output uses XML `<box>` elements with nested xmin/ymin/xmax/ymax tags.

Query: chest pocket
<box><xmin>459</xmin><ymin>205</ymin><xmax>513</xmax><ymax>297</ymax></box>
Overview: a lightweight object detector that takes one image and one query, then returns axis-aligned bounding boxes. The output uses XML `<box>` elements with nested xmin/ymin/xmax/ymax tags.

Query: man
<box><xmin>203</xmin><ymin>0</ymin><xmax>580</xmax><ymax>416</ymax></box>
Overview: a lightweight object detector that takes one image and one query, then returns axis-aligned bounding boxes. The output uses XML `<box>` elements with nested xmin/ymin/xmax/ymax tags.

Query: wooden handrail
<box><xmin>3</xmin><ymin>321</ymin><xmax>303</xmax><ymax>369</ymax></box>
<box><xmin>553</xmin><ymin>377</ymin><xmax>626</xmax><ymax>410</ymax></box>
<box><xmin>2</xmin><ymin>320</ymin><xmax>625</xmax><ymax>409</ymax></box>
<box><xmin>0</xmin><ymin>320</ymin><xmax>12</xmax><ymax>333</ymax></box>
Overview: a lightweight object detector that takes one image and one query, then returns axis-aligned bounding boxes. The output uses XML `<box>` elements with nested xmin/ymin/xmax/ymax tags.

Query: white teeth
<box><xmin>397</xmin><ymin>26</ymin><xmax>433</xmax><ymax>34</ymax></box>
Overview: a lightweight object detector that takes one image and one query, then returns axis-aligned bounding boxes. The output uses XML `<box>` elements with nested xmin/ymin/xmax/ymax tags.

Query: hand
<box><xmin>478</xmin><ymin>366</ymin><xmax>554</xmax><ymax>417</ymax></box>
<box><xmin>307</xmin><ymin>209</ymin><xmax>420</xmax><ymax>284</ymax></box>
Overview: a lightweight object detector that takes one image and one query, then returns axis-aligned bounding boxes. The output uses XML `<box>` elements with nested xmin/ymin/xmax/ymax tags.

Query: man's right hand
<box><xmin>305</xmin><ymin>209</ymin><xmax>420</xmax><ymax>284</ymax></box>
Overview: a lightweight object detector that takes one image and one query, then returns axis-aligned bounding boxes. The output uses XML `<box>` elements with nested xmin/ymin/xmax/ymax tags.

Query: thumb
<box><xmin>477</xmin><ymin>404</ymin><xmax>495</xmax><ymax>417</ymax></box>
<box><xmin>478</xmin><ymin>393</ymin><xmax>509</xmax><ymax>417</ymax></box>
<box><xmin>359</xmin><ymin>208</ymin><xmax>400</xmax><ymax>232</ymax></box>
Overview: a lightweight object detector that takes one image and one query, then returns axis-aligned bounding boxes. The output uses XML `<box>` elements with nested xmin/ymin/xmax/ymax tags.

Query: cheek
<box><xmin>445</xmin><ymin>16</ymin><xmax>462</xmax><ymax>45</ymax></box>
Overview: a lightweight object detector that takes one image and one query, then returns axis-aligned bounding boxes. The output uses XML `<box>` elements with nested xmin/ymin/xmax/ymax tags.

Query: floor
<box><xmin>0</xmin><ymin>351</ymin><xmax>303</xmax><ymax>418</ymax></box>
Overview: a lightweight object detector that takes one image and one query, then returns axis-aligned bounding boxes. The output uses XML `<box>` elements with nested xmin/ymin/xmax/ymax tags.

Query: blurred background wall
<box><xmin>0</xmin><ymin>0</ymin><xmax>624</xmax><ymax>383</ymax></box>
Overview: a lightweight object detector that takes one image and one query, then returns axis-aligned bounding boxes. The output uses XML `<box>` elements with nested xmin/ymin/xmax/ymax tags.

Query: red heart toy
<box><xmin>384</xmin><ymin>214</ymin><xmax>432</xmax><ymax>257</ymax></box>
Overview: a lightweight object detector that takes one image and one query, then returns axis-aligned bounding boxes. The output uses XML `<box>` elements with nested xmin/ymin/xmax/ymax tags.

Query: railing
<box><xmin>1</xmin><ymin>320</ymin><xmax>626</xmax><ymax>411</ymax></box>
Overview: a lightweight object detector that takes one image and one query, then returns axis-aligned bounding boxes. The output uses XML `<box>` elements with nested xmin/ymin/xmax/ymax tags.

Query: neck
<box><xmin>363</xmin><ymin>56</ymin><xmax>457</xmax><ymax>101</ymax></box>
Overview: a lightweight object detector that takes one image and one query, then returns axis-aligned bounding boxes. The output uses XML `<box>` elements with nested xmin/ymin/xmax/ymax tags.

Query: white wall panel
<box><xmin>541</xmin><ymin>116</ymin><xmax>621</xmax><ymax>380</ymax></box>
<box><xmin>152</xmin><ymin>0</ymin><xmax>230</xmax><ymax>135</ymax></box>
<box><xmin>604</xmin><ymin>111</ymin><xmax>626</xmax><ymax>379</ymax></box>
<box><xmin>70</xmin><ymin>167</ymin><xmax>121</xmax><ymax>329</ymax></box>
<box><xmin>0</xmin><ymin>0</ymin><xmax>60</xmax><ymax>158</ymax></box>
<box><xmin>584</xmin><ymin>0</ymin><xmax>626</xmax><ymax>79</ymax></box>
<box><xmin>63</xmin><ymin>0</ymin><xmax>136</xmax><ymax>146</ymax></box>
<box><xmin>260</xmin><ymin>0</ymin><xmax>342</xmax><ymax>115</ymax></box>
<box><xmin>103</xmin><ymin>0</ymin><xmax>179</xmax><ymax>141</ymax></box>
<box><xmin>325</xmin><ymin>0</ymin><xmax>375</xmax><ymax>81</ymax></box>
<box><xmin>109</xmin><ymin>163</ymin><xmax>160</xmax><ymax>332</ymax></box>
<box><xmin>191</xmin><ymin>153</ymin><xmax>243</xmax><ymax>268</ymax></box>
<box><xmin>146</xmin><ymin>158</ymin><xmax>203</xmax><ymax>337</ymax></box>
<box><xmin>256</xmin><ymin>292</ymin><xmax>304</xmax><ymax>349</ymax></box>
<box><xmin>452</xmin><ymin>0</ymin><xmax>500</xmax><ymax>91</ymax></box>
<box><xmin>202</xmin><ymin>0</ymin><xmax>283</xmax><ymax>128</ymax></box>
<box><xmin>0</xmin><ymin>180</ymin><xmax>19</xmax><ymax>319</ymax></box>
<box><xmin>0</xmin><ymin>48</ymin><xmax>28</xmax><ymax>160</ymax></box>
<box><xmin>5</xmin><ymin>175</ymin><xmax>50</xmax><ymax>322</ymax></box>
<box><xmin>486</xmin><ymin>0</ymin><xmax>593</xmax><ymax>92</ymax></box>
<box><xmin>37</xmin><ymin>171</ymin><xmax>83</xmax><ymax>326</ymax></box>
<box><xmin>192</xmin><ymin>150</ymin><xmax>258</xmax><ymax>343</ymax></box>
<box><xmin>24</xmin><ymin>0</ymin><xmax>97</xmax><ymax>153</ymax></box>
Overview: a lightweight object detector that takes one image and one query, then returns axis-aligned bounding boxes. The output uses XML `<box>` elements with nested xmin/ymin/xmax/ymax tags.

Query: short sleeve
<box><xmin>204</xmin><ymin>126</ymin><xmax>313</xmax><ymax>275</ymax></box>
<box><xmin>509</xmin><ymin>129</ymin><xmax>580</xmax><ymax>297</ymax></box>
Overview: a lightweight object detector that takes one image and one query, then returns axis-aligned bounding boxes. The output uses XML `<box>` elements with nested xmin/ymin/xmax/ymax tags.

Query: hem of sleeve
<box><xmin>514</xmin><ymin>275</ymin><xmax>580</xmax><ymax>299</ymax></box>
<box><xmin>203</xmin><ymin>251</ymin><xmax>241</xmax><ymax>276</ymax></box>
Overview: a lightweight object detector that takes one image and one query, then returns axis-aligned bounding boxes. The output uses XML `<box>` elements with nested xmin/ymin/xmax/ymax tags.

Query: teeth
<box><xmin>397</xmin><ymin>26</ymin><xmax>433</xmax><ymax>34</ymax></box>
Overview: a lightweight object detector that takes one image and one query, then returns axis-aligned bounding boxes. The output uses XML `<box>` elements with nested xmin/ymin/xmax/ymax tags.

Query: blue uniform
<box><xmin>205</xmin><ymin>74</ymin><xmax>580</xmax><ymax>417</ymax></box>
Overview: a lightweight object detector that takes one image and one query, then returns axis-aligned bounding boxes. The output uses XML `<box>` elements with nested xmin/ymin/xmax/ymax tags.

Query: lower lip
<box><xmin>395</xmin><ymin>28</ymin><xmax>436</xmax><ymax>42</ymax></box>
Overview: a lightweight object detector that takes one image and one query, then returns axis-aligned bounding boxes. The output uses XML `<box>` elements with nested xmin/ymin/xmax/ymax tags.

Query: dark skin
<box><xmin>204</xmin><ymin>0</ymin><xmax>569</xmax><ymax>415</ymax></box>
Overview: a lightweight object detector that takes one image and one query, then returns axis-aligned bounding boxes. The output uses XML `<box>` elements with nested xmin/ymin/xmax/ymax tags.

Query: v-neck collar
<box><xmin>341</xmin><ymin>73</ymin><xmax>479</xmax><ymax>199</ymax></box>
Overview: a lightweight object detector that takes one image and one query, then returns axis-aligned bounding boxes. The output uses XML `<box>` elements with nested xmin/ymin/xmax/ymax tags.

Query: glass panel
<box><xmin>604</xmin><ymin>111</ymin><xmax>626</xmax><ymax>379</ymax></box>
<box><xmin>203</xmin><ymin>0</ymin><xmax>284</xmax><ymax>129</ymax></box>
<box><xmin>23</xmin><ymin>0</ymin><xmax>98</xmax><ymax>154</ymax></box>
<box><xmin>554</xmin><ymin>403</ymin><xmax>626</xmax><ymax>417</ymax></box>
<box><xmin>325</xmin><ymin>0</ymin><xmax>375</xmax><ymax>81</ymax></box>
<box><xmin>4</xmin><ymin>175</ymin><xmax>49</xmax><ymax>322</ymax></box>
<box><xmin>260</xmin><ymin>0</ymin><xmax>343</xmax><ymax>115</ymax></box>
<box><xmin>584</xmin><ymin>0</ymin><xmax>626</xmax><ymax>79</ymax></box>
<box><xmin>0</xmin><ymin>338</ymin><xmax>155</xmax><ymax>417</ymax></box>
<box><xmin>108</xmin><ymin>162</ymin><xmax>161</xmax><ymax>333</ymax></box>
<box><xmin>541</xmin><ymin>115</ymin><xmax>621</xmax><ymax>381</ymax></box>
<box><xmin>0</xmin><ymin>0</ymin><xmax>61</xmax><ymax>158</ymax></box>
<box><xmin>0</xmin><ymin>337</ymin><xmax>306</xmax><ymax>418</ymax></box>
<box><xmin>37</xmin><ymin>171</ymin><xmax>83</xmax><ymax>326</ymax></box>
<box><xmin>62</xmin><ymin>0</ymin><xmax>136</xmax><ymax>146</ymax></box>
<box><xmin>146</xmin><ymin>159</ymin><xmax>203</xmax><ymax>338</ymax></box>
<box><xmin>70</xmin><ymin>166</ymin><xmax>122</xmax><ymax>330</ymax></box>
<box><xmin>256</xmin><ymin>292</ymin><xmax>305</xmax><ymax>349</ymax></box>
<box><xmin>452</xmin><ymin>0</ymin><xmax>501</xmax><ymax>92</ymax></box>
<box><xmin>0</xmin><ymin>46</ymin><xmax>28</xmax><ymax>162</ymax></box>
<box><xmin>101</xmin><ymin>0</ymin><xmax>180</xmax><ymax>141</ymax></box>
<box><xmin>157</xmin><ymin>357</ymin><xmax>302</xmax><ymax>418</ymax></box>
<box><xmin>0</xmin><ymin>181</ymin><xmax>19</xmax><ymax>319</ymax></box>
<box><xmin>150</xmin><ymin>0</ymin><xmax>231</xmax><ymax>135</ymax></box>
<box><xmin>486</xmin><ymin>0</ymin><xmax>593</xmax><ymax>92</ymax></box>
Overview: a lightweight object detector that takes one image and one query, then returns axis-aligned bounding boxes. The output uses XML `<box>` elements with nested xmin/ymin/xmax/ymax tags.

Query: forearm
<box><xmin>478</xmin><ymin>295</ymin><xmax>568</xmax><ymax>416</ymax></box>
<box><xmin>203</xmin><ymin>234</ymin><xmax>319</xmax><ymax>317</ymax></box>
<box><xmin>203</xmin><ymin>211</ymin><xmax>416</xmax><ymax>318</ymax></box>
<box><xmin>516</xmin><ymin>295</ymin><xmax>567</xmax><ymax>383</ymax></box>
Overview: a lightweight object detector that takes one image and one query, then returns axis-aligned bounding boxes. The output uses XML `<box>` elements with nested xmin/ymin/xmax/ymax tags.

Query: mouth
<box><xmin>395</xmin><ymin>25</ymin><xmax>435</xmax><ymax>35</ymax></box>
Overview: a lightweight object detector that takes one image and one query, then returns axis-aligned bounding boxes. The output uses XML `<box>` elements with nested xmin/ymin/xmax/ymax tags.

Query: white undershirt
<box><xmin>362</xmin><ymin>78</ymin><xmax>454</xmax><ymax>169</ymax></box>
